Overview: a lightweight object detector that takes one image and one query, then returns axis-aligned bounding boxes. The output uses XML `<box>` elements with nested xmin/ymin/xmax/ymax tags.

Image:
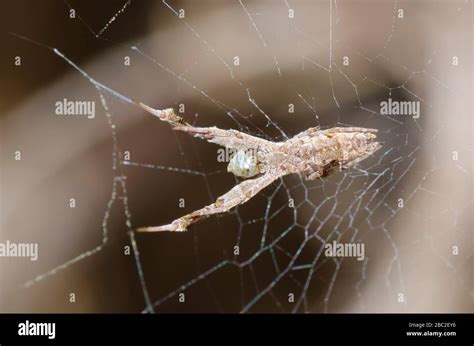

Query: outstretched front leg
<box><xmin>137</xmin><ymin>170</ymin><xmax>285</xmax><ymax>232</ymax></box>
<box><xmin>174</xmin><ymin>126</ymin><xmax>272</xmax><ymax>151</ymax></box>
<box><xmin>136</xmin><ymin>102</ymin><xmax>272</xmax><ymax>151</ymax></box>
<box><xmin>137</xmin><ymin>102</ymin><xmax>190</xmax><ymax>127</ymax></box>
<box><xmin>321</xmin><ymin>127</ymin><xmax>378</xmax><ymax>135</ymax></box>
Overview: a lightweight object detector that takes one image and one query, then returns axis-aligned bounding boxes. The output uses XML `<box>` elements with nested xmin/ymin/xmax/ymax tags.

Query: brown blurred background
<box><xmin>0</xmin><ymin>0</ymin><xmax>472</xmax><ymax>312</ymax></box>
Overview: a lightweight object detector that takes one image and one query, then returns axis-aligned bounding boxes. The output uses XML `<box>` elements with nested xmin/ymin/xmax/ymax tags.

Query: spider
<box><xmin>135</xmin><ymin>103</ymin><xmax>381</xmax><ymax>232</ymax></box>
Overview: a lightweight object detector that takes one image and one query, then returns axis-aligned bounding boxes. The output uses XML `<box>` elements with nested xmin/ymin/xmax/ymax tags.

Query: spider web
<box><xmin>4</xmin><ymin>0</ymin><xmax>472</xmax><ymax>313</ymax></box>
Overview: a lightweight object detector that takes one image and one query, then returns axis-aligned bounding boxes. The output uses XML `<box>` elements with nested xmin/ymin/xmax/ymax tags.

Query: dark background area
<box><xmin>0</xmin><ymin>0</ymin><xmax>471</xmax><ymax>313</ymax></box>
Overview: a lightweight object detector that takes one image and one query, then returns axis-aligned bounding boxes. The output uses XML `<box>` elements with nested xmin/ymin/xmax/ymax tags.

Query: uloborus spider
<box><xmin>135</xmin><ymin>103</ymin><xmax>381</xmax><ymax>233</ymax></box>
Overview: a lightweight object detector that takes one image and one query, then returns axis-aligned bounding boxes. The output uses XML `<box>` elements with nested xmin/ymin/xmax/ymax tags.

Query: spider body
<box><xmin>279</xmin><ymin>127</ymin><xmax>380</xmax><ymax>180</ymax></box>
<box><xmin>227</xmin><ymin>149</ymin><xmax>261</xmax><ymax>178</ymax></box>
<box><xmin>225</xmin><ymin>126</ymin><xmax>380</xmax><ymax>181</ymax></box>
<box><xmin>136</xmin><ymin>106</ymin><xmax>381</xmax><ymax>233</ymax></box>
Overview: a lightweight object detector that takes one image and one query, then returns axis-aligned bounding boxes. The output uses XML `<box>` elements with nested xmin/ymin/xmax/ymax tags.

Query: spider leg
<box><xmin>135</xmin><ymin>102</ymin><xmax>272</xmax><ymax>150</ymax></box>
<box><xmin>137</xmin><ymin>170</ymin><xmax>285</xmax><ymax>232</ymax></box>
<box><xmin>136</xmin><ymin>102</ymin><xmax>189</xmax><ymax>127</ymax></box>
<box><xmin>174</xmin><ymin>126</ymin><xmax>272</xmax><ymax>150</ymax></box>
<box><xmin>321</xmin><ymin>127</ymin><xmax>378</xmax><ymax>134</ymax></box>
